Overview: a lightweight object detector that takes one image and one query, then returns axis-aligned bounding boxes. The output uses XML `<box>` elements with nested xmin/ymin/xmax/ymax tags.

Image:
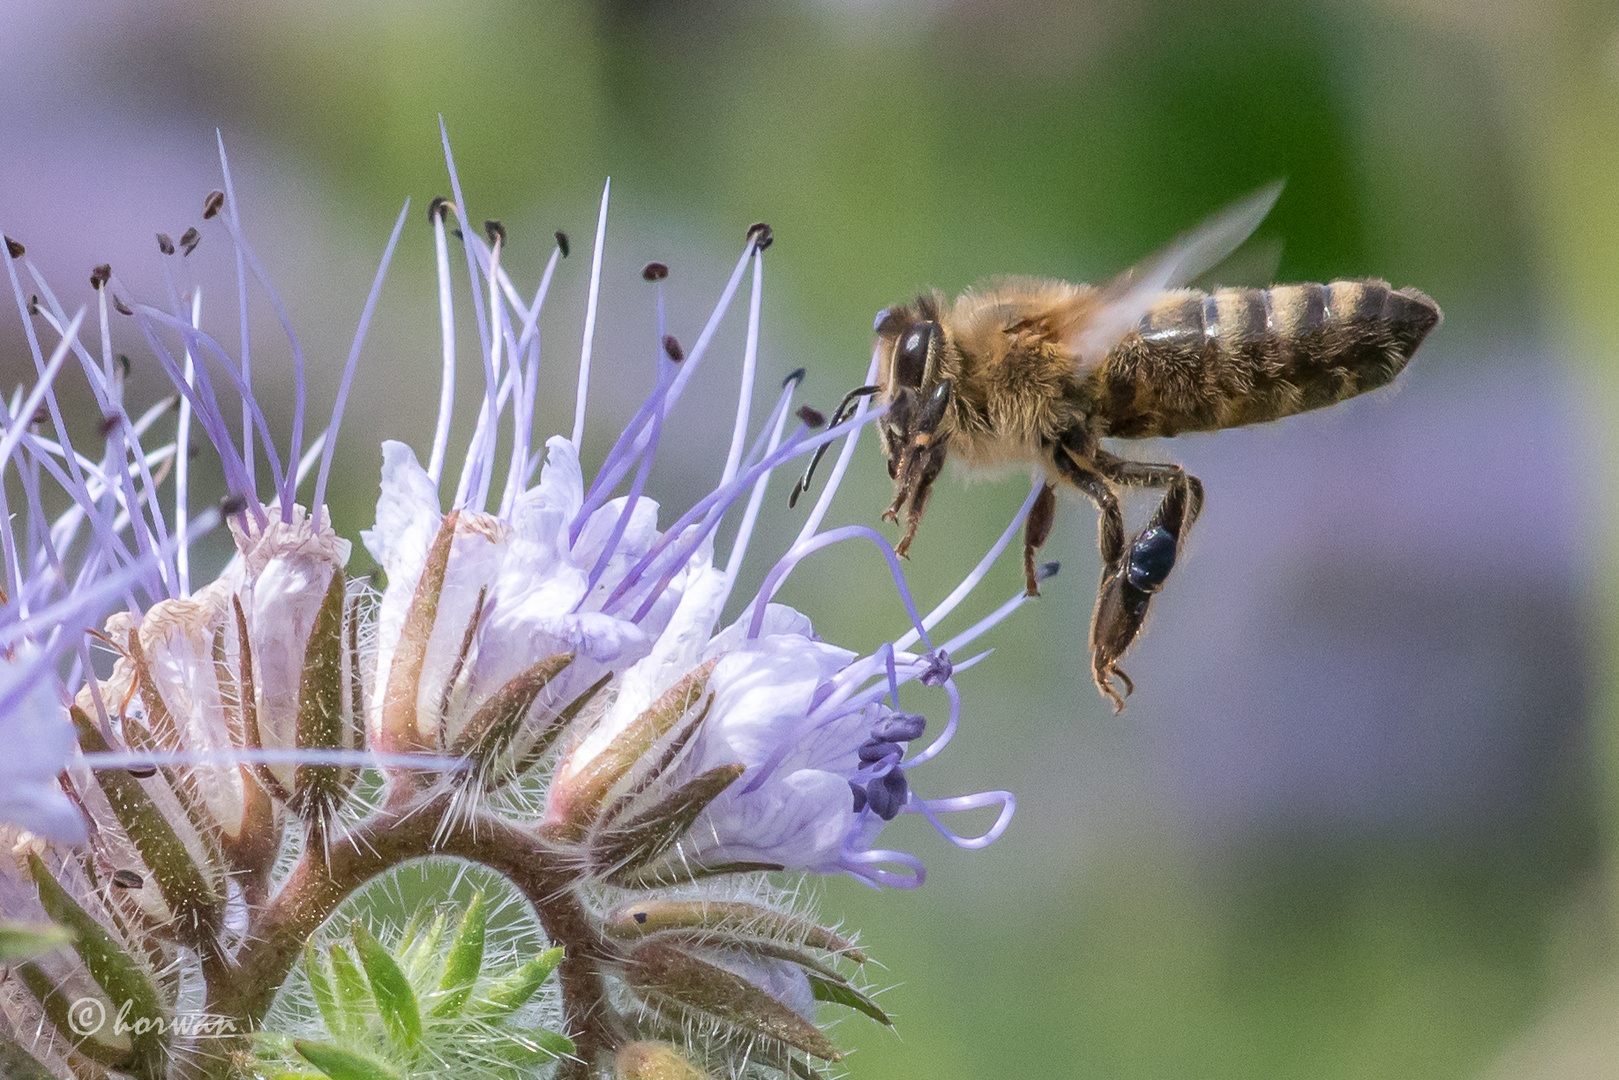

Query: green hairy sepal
<box><xmin>252</xmin><ymin>886</ymin><xmax>574</xmax><ymax>1080</ymax></box>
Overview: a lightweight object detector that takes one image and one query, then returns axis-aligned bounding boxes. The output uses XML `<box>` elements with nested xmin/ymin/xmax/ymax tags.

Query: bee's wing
<box><xmin>1067</xmin><ymin>181</ymin><xmax>1284</xmax><ymax>364</ymax></box>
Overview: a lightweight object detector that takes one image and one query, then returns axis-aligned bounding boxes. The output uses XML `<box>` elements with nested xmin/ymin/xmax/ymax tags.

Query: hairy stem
<box><xmin>204</xmin><ymin>790</ymin><xmax>620</xmax><ymax>1077</ymax></box>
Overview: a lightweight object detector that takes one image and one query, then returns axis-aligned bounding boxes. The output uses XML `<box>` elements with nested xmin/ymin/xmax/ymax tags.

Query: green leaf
<box><xmin>351</xmin><ymin>922</ymin><xmax>421</xmax><ymax>1049</ymax></box>
<box><xmin>505</xmin><ymin>1026</ymin><xmax>576</xmax><ymax>1060</ymax></box>
<box><xmin>16</xmin><ymin>964</ymin><xmax>130</xmax><ymax>1069</ymax></box>
<box><xmin>0</xmin><ymin>1034</ymin><xmax>59</xmax><ymax>1080</ymax></box>
<box><xmin>292</xmin><ymin>570</ymin><xmax>356</xmax><ymax>825</ymax></box>
<box><xmin>474</xmin><ymin>946</ymin><xmax>563</xmax><ymax>1017</ymax></box>
<box><xmin>294</xmin><ymin>1040</ymin><xmax>404</xmax><ymax>1080</ymax></box>
<box><xmin>0</xmin><ymin>919</ymin><xmax>73</xmax><ymax>962</ymax></box>
<box><xmin>805</xmin><ymin>970</ymin><xmax>891</xmax><ymax>1025</ymax></box>
<box><xmin>327</xmin><ymin>944</ymin><xmax>373</xmax><ymax>1037</ymax></box>
<box><xmin>430</xmin><ymin>891</ymin><xmax>486</xmax><ymax>1018</ymax></box>
<box><xmin>399</xmin><ymin>909</ymin><xmax>447</xmax><ymax>984</ymax></box>
<box><xmin>29</xmin><ymin>853</ymin><xmax>169</xmax><ymax>1077</ymax></box>
<box><xmin>602</xmin><ymin>900</ymin><xmax>866</xmax><ymax>962</ymax></box>
<box><xmin>304</xmin><ymin>943</ymin><xmax>342</xmax><ymax>1037</ymax></box>
<box><xmin>70</xmin><ymin>706</ymin><xmax>221</xmax><ymax>943</ymax></box>
<box><xmin>626</xmin><ymin>942</ymin><xmax>841</xmax><ymax>1062</ymax></box>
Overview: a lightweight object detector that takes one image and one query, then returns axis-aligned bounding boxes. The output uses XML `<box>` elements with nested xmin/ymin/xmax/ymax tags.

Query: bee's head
<box><xmin>873</xmin><ymin>297</ymin><xmax>950</xmax><ymax>478</ymax></box>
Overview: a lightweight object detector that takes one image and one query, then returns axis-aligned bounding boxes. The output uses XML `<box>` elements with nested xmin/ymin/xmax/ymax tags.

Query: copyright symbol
<box><xmin>67</xmin><ymin>997</ymin><xmax>105</xmax><ymax>1038</ymax></box>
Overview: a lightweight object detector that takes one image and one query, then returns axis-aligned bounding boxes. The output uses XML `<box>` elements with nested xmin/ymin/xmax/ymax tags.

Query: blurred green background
<box><xmin>5</xmin><ymin>0</ymin><xmax>1619</xmax><ymax>1075</ymax></box>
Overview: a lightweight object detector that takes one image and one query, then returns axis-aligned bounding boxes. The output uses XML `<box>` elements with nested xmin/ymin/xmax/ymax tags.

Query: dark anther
<box><xmin>89</xmin><ymin>264</ymin><xmax>112</xmax><ymax>290</ymax></box>
<box><xmin>203</xmin><ymin>190</ymin><xmax>225</xmax><ymax>219</ymax></box>
<box><xmin>26</xmin><ymin>295</ymin><xmax>38</xmax><ymax>316</ymax></box>
<box><xmin>746</xmin><ymin>222</ymin><xmax>773</xmax><ymax>251</ymax></box>
<box><xmin>112</xmin><ymin>296</ymin><xmax>133</xmax><ymax>316</ymax></box>
<box><xmin>554</xmin><ymin>230</ymin><xmax>570</xmax><ymax>257</ymax></box>
<box><xmin>858</xmin><ymin>740</ymin><xmax>902</xmax><ymax>764</ymax></box>
<box><xmin>849</xmin><ymin>780</ymin><xmax>868</xmax><ymax>814</ymax></box>
<box><xmin>30</xmin><ymin>405</ymin><xmax>49</xmax><ymax>426</ymax></box>
<box><xmin>633</xmin><ymin>911</ymin><xmax>648</xmax><ymax>924</ymax></box>
<box><xmin>188</xmin><ymin>442</ymin><xmax>201</xmax><ymax>460</ymax></box>
<box><xmin>4</xmin><ymin>236</ymin><xmax>23</xmax><ymax>259</ymax></box>
<box><xmin>1038</xmin><ymin>560</ymin><xmax>1061</xmax><ymax>581</ymax></box>
<box><xmin>484</xmin><ymin>220</ymin><xmax>506</xmax><ymax>246</ymax></box>
<box><xmin>156</xmin><ymin>233</ymin><xmax>175</xmax><ymax>256</ymax></box>
<box><xmin>783</xmin><ymin>367</ymin><xmax>806</xmax><ymax>387</ymax></box>
<box><xmin>866</xmin><ymin>769</ymin><xmax>909</xmax><ymax>820</ymax></box>
<box><xmin>871</xmin><ymin>711</ymin><xmax>925</xmax><ymax>742</ymax></box>
<box><xmin>797</xmin><ymin>405</ymin><xmax>826</xmax><ymax>429</ymax></box>
<box><xmin>662</xmin><ymin>335</ymin><xmax>684</xmax><ymax>362</ymax></box>
<box><xmin>180</xmin><ymin>227</ymin><xmax>201</xmax><ymax>256</ymax></box>
<box><xmin>115</xmin><ymin>354</ymin><xmax>131</xmax><ymax>377</ymax></box>
<box><xmin>642</xmin><ymin>261</ymin><xmax>669</xmax><ymax>282</ymax></box>
<box><xmin>220</xmin><ymin>493</ymin><xmax>248</xmax><ymax>516</ymax></box>
<box><xmin>111</xmin><ymin>869</ymin><xmax>144</xmax><ymax>889</ymax></box>
<box><xmin>126</xmin><ymin>765</ymin><xmax>157</xmax><ymax>779</ymax></box>
<box><xmin>428</xmin><ymin>196</ymin><xmax>451</xmax><ymax>224</ymax></box>
<box><xmin>919</xmin><ymin>649</ymin><xmax>952</xmax><ymax>687</ymax></box>
<box><xmin>98</xmin><ymin>414</ymin><xmax>120</xmax><ymax>438</ymax></box>
<box><xmin>451</xmin><ymin>228</ymin><xmax>464</xmax><ymax>241</ymax></box>
<box><xmin>1125</xmin><ymin>526</ymin><xmax>1177</xmax><ymax>593</ymax></box>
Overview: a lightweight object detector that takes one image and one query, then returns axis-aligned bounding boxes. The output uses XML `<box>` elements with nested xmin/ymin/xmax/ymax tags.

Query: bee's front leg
<box><xmin>893</xmin><ymin>438</ymin><xmax>948</xmax><ymax>559</ymax></box>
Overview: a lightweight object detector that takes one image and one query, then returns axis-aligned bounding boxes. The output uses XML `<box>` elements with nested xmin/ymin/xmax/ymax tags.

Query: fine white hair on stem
<box><xmin>571</xmin><ymin>176</ymin><xmax>610</xmax><ymax>451</ymax></box>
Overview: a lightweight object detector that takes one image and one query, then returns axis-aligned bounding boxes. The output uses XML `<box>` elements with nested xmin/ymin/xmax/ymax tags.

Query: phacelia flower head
<box><xmin>0</xmin><ymin>125</ymin><xmax>1045</xmax><ymax>1080</ymax></box>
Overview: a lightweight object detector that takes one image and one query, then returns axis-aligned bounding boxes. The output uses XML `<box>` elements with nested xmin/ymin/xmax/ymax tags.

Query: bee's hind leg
<box><xmin>1047</xmin><ymin>438</ymin><xmax>1137</xmax><ymax>710</ymax></box>
<box><xmin>1085</xmin><ymin>454</ymin><xmax>1206</xmax><ymax>711</ymax></box>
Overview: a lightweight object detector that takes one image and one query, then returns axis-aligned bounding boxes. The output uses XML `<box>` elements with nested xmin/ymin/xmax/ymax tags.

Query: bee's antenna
<box><xmin>789</xmin><ymin>384</ymin><xmax>881</xmax><ymax>508</ymax></box>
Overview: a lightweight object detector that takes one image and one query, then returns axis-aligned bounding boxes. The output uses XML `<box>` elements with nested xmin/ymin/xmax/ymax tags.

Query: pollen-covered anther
<box><xmin>746</xmin><ymin>222</ymin><xmax>773</xmax><ymax>250</ymax></box>
<box><xmin>203</xmin><ymin>189</ymin><xmax>225</xmax><ymax>218</ymax></box>
<box><xmin>156</xmin><ymin>233</ymin><xmax>175</xmax><ymax>255</ymax></box>
<box><xmin>89</xmin><ymin>263</ymin><xmax>111</xmax><ymax>290</ymax></box>
<box><xmin>180</xmin><ymin>226</ymin><xmax>201</xmax><ymax>255</ymax></box>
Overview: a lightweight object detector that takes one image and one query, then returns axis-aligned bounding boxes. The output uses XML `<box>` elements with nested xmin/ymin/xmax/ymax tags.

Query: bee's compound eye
<box><xmin>1125</xmin><ymin>526</ymin><xmax>1178</xmax><ymax>593</ymax></box>
<box><xmin>894</xmin><ymin>320</ymin><xmax>937</xmax><ymax>388</ymax></box>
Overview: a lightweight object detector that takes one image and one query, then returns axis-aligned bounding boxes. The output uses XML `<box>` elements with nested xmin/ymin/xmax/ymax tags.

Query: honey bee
<box><xmin>795</xmin><ymin>184</ymin><xmax>1441</xmax><ymax>710</ymax></box>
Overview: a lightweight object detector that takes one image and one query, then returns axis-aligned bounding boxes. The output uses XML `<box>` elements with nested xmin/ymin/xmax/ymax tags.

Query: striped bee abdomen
<box><xmin>1095</xmin><ymin>279</ymin><xmax>1441</xmax><ymax>439</ymax></box>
